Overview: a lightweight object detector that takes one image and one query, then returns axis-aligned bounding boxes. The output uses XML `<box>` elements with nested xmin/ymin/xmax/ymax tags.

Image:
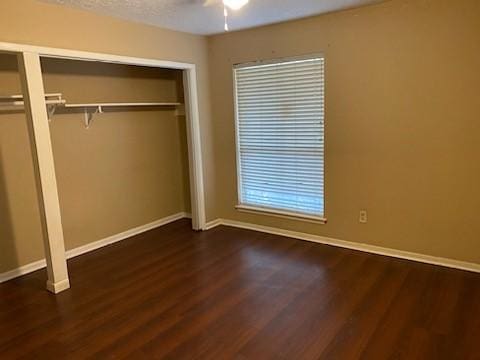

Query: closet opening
<box><xmin>0</xmin><ymin>42</ymin><xmax>205</xmax><ymax>293</ymax></box>
<box><xmin>40</xmin><ymin>56</ymin><xmax>192</xmax><ymax>253</ymax></box>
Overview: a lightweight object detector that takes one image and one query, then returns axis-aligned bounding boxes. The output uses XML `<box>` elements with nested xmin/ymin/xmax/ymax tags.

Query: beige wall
<box><xmin>0</xmin><ymin>54</ymin><xmax>46</xmax><ymax>272</ymax></box>
<box><xmin>1</xmin><ymin>0</ymin><xmax>479</xmax><ymax>272</ymax></box>
<box><xmin>208</xmin><ymin>0</ymin><xmax>480</xmax><ymax>264</ymax></box>
<box><xmin>42</xmin><ymin>59</ymin><xmax>191</xmax><ymax>250</ymax></box>
<box><xmin>0</xmin><ymin>0</ymin><xmax>215</xmax><ymax>272</ymax></box>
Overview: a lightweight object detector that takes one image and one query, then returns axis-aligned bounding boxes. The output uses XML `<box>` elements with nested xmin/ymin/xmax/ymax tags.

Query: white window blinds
<box><xmin>234</xmin><ymin>57</ymin><xmax>325</xmax><ymax>218</ymax></box>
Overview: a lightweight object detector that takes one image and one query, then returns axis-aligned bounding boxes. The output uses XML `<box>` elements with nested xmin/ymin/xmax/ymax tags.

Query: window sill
<box><xmin>235</xmin><ymin>204</ymin><xmax>327</xmax><ymax>224</ymax></box>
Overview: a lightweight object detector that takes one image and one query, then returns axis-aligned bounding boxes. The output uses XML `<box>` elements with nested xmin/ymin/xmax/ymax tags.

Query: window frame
<box><xmin>232</xmin><ymin>54</ymin><xmax>327</xmax><ymax>224</ymax></box>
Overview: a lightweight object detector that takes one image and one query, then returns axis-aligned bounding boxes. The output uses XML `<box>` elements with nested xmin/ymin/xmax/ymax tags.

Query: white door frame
<box><xmin>0</xmin><ymin>41</ymin><xmax>207</xmax><ymax>293</ymax></box>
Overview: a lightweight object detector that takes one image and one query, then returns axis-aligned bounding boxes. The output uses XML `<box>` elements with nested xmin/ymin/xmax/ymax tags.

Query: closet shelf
<box><xmin>64</xmin><ymin>102</ymin><xmax>185</xmax><ymax>129</ymax></box>
<box><xmin>0</xmin><ymin>94</ymin><xmax>185</xmax><ymax>128</ymax></box>
<box><xmin>0</xmin><ymin>95</ymin><xmax>181</xmax><ymax>109</ymax></box>
<box><xmin>0</xmin><ymin>93</ymin><xmax>66</xmax><ymax>108</ymax></box>
<box><xmin>64</xmin><ymin>102</ymin><xmax>182</xmax><ymax>108</ymax></box>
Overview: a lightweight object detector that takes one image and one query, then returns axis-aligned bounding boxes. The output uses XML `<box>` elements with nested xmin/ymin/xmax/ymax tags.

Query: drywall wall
<box><xmin>208</xmin><ymin>0</ymin><xmax>480</xmax><ymax>264</ymax></box>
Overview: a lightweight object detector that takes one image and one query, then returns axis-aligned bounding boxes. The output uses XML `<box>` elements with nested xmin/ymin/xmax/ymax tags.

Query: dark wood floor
<box><xmin>1</xmin><ymin>219</ymin><xmax>479</xmax><ymax>359</ymax></box>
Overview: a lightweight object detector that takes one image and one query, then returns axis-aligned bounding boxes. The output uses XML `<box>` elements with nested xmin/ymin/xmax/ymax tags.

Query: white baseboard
<box><xmin>66</xmin><ymin>212</ymin><xmax>188</xmax><ymax>259</ymax></box>
<box><xmin>0</xmin><ymin>259</ymin><xmax>48</xmax><ymax>284</ymax></box>
<box><xmin>4</xmin><ymin>214</ymin><xmax>478</xmax><ymax>284</ymax></box>
<box><xmin>206</xmin><ymin>218</ymin><xmax>480</xmax><ymax>274</ymax></box>
<box><xmin>0</xmin><ymin>212</ymin><xmax>189</xmax><ymax>284</ymax></box>
<box><xmin>205</xmin><ymin>218</ymin><xmax>223</xmax><ymax>230</ymax></box>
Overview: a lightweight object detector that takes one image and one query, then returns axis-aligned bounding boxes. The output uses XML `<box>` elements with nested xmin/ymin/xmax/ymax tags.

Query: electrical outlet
<box><xmin>359</xmin><ymin>210</ymin><xmax>368</xmax><ymax>224</ymax></box>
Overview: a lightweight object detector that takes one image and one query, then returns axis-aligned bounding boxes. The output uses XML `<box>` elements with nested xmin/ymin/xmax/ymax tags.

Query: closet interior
<box><xmin>0</xmin><ymin>53</ymin><xmax>191</xmax><ymax>274</ymax></box>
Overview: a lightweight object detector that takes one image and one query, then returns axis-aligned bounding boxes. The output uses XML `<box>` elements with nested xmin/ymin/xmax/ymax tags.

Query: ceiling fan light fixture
<box><xmin>222</xmin><ymin>0</ymin><xmax>249</xmax><ymax>11</ymax></box>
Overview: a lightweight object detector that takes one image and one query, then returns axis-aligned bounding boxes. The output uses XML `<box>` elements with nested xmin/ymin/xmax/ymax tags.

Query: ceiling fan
<box><xmin>193</xmin><ymin>0</ymin><xmax>250</xmax><ymax>31</ymax></box>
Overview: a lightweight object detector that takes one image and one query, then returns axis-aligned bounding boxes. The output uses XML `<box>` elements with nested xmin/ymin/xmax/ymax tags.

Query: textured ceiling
<box><xmin>39</xmin><ymin>0</ymin><xmax>384</xmax><ymax>35</ymax></box>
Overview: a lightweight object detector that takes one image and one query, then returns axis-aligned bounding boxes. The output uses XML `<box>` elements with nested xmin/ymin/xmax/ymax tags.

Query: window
<box><xmin>234</xmin><ymin>56</ymin><xmax>325</xmax><ymax>221</ymax></box>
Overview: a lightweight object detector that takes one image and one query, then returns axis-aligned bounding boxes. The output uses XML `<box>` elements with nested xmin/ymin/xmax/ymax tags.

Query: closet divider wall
<box><xmin>0</xmin><ymin>54</ymin><xmax>46</xmax><ymax>276</ymax></box>
<box><xmin>0</xmin><ymin>44</ymin><xmax>205</xmax><ymax>294</ymax></box>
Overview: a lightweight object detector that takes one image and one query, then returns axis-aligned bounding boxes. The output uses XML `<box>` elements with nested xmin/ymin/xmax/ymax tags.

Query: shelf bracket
<box><xmin>84</xmin><ymin>109</ymin><xmax>93</xmax><ymax>129</ymax></box>
<box><xmin>47</xmin><ymin>104</ymin><xmax>57</xmax><ymax>122</ymax></box>
<box><xmin>84</xmin><ymin>105</ymin><xmax>103</xmax><ymax>129</ymax></box>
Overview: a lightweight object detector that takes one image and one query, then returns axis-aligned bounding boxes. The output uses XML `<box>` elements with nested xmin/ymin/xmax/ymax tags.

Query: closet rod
<box><xmin>0</xmin><ymin>99</ymin><xmax>66</xmax><ymax>107</ymax></box>
<box><xmin>64</xmin><ymin>102</ymin><xmax>181</xmax><ymax>108</ymax></box>
<box><xmin>0</xmin><ymin>93</ymin><xmax>65</xmax><ymax>107</ymax></box>
<box><xmin>0</xmin><ymin>95</ymin><xmax>180</xmax><ymax>109</ymax></box>
<box><xmin>0</xmin><ymin>94</ymin><xmax>184</xmax><ymax>126</ymax></box>
<box><xmin>0</xmin><ymin>93</ymin><xmax>63</xmax><ymax>100</ymax></box>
